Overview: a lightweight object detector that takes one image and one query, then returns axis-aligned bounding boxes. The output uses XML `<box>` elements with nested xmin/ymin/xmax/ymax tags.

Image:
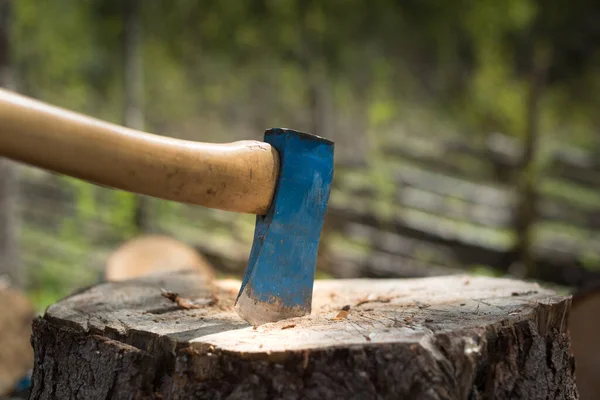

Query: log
<box><xmin>30</xmin><ymin>271</ymin><xmax>577</xmax><ymax>399</ymax></box>
<box><xmin>0</xmin><ymin>282</ymin><xmax>34</xmax><ymax>397</ymax></box>
<box><xmin>569</xmin><ymin>285</ymin><xmax>600</xmax><ymax>400</ymax></box>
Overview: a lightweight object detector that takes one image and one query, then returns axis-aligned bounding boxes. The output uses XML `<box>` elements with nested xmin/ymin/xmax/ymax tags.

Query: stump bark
<box><xmin>30</xmin><ymin>271</ymin><xmax>577</xmax><ymax>400</ymax></box>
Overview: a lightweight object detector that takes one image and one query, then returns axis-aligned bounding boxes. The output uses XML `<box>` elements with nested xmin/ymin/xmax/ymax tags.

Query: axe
<box><xmin>0</xmin><ymin>89</ymin><xmax>334</xmax><ymax>325</ymax></box>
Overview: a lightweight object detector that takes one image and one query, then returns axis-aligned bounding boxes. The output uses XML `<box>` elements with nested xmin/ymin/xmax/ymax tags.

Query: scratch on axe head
<box><xmin>234</xmin><ymin>128</ymin><xmax>334</xmax><ymax>325</ymax></box>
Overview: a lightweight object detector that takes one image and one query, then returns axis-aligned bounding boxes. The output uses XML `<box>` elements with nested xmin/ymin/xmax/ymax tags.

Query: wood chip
<box><xmin>161</xmin><ymin>289</ymin><xmax>201</xmax><ymax>310</ymax></box>
<box><xmin>511</xmin><ymin>291</ymin><xmax>538</xmax><ymax>296</ymax></box>
<box><xmin>356</xmin><ymin>296</ymin><xmax>392</xmax><ymax>307</ymax></box>
<box><xmin>281</xmin><ymin>324</ymin><xmax>296</xmax><ymax>330</ymax></box>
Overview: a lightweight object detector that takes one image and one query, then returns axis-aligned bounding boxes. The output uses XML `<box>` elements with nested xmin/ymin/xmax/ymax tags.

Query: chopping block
<box><xmin>29</xmin><ymin>270</ymin><xmax>577</xmax><ymax>400</ymax></box>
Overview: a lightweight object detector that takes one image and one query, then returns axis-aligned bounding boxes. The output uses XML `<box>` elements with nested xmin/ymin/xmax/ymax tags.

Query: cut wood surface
<box><xmin>31</xmin><ymin>271</ymin><xmax>577</xmax><ymax>399</ymax></box>
<box><xmin>0</xmin><ymin>283</ymin><xmax>34</xmax><ymax>397</ymax></box>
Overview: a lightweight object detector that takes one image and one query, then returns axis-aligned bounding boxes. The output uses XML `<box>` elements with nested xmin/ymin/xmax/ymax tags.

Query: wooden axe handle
<box><xmin>0</xmin><ymin>89</ymin><xmax>279</xmax><ymax>215</ymax></box>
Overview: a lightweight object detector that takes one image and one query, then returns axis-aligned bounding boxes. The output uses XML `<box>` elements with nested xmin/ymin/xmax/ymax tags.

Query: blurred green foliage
<box><xmin>10</xmin><ymin>0</ymin><xmax>599</xmax><ymax>143</ymax></box>
<box><xmin>6</xmin><ymin>0</ymin><xmax>600</xmax><ymax>309</ymax></box>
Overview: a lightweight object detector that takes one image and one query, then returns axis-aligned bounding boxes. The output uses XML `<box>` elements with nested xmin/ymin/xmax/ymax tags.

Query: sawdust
<box><xmin>45</xmin><ymin>273</ymin><xmax>566</xmax><ymax>358</ymax></box>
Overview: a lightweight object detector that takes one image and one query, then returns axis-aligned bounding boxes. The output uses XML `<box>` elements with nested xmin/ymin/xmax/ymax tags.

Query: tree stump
<box><xmin>30</xmin><ymin>271</ymin><xmax>577</xmax><ymax>400</ymax></box>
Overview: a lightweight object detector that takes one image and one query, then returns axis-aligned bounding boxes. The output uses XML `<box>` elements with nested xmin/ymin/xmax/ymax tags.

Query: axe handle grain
<box><xmin>0</xmin><ymin>89</ymin><xmax>279</xmax><ymax>215</ymax></box>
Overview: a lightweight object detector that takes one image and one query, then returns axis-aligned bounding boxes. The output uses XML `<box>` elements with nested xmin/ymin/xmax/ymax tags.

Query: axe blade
<box><xmin>234</xmin><ymin>128</ymin><xmax>334</xmax><ymax>325</ymax></box>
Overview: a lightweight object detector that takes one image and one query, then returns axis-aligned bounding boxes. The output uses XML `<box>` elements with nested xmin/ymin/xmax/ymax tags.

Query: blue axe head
<box><xmin>234</xmin><ymin>128</ymin><xmax>334</xmax><ymax>325</ymax></box>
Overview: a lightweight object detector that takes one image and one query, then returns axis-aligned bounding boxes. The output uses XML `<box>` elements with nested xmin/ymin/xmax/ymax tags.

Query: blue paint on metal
<box><xmin>237</xmin><ymin>128</ymin><xmax>334</xmax><ymax>313</ymax></box>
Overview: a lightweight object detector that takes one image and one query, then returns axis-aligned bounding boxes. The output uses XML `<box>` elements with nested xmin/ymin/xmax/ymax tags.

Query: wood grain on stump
<box><xmin>30</xmin><ymin>271</ymin><xmax>577</xmax><ymax>400</ymax></box>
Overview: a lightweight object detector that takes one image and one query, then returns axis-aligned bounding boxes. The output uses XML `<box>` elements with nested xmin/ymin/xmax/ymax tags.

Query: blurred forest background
<box><xmin>1</xmin><ymin>0</ymin><xmax>600</xmax><ymax>312</ymax></box>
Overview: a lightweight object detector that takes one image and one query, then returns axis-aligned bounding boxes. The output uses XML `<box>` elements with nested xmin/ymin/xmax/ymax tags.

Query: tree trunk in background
<box><xmin>306</xmin><ymin>63</ymin><xmax>332</xmax><ymax>138</ymax></box>
<box><xmin>297</xmin><ymin>1</ymin><xmax>332</xmax><ymax>139</ymax></box>
<box><xmin>297</xmin><ymin>2</ymin><xmax>335</xmax><ymax>274</ymax></box>
<box><xmin>304</xmin><ymin>62</ymin><xmax>335</xmax><ymax>274</ymax></box>
<box><xmin>513</xmin><ymin>42</ymin><xmax>550</xmax><ymax>280</ymax></box>
<box><xmin>123</xmin><ymin>0</ymin><xmax>151</xmax><ymax>233</ymax></box>
<box><xmin>0</xmin><ymin>0</ymin><xmax>22</xmax><ymax>288</ymax></box>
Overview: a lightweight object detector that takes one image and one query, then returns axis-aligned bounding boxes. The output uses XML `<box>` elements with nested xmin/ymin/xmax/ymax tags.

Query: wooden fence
<box><xmin>15</xmin><ymin>131</ymin><xmax>600</xmax><ymax>302</ymax></box>
<box><xmin>325</xmin><ymin>132</ymin><xmax>600</xmax><ymax>288</ymax></box>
